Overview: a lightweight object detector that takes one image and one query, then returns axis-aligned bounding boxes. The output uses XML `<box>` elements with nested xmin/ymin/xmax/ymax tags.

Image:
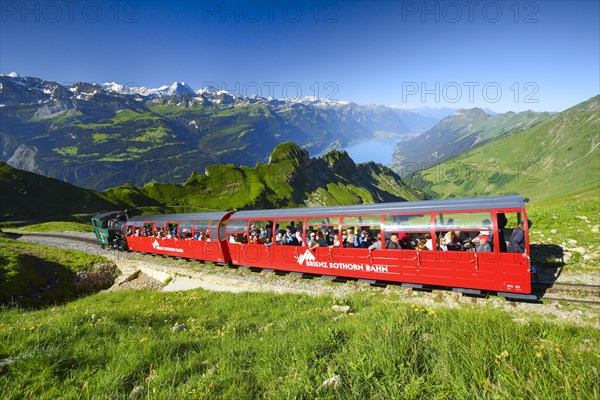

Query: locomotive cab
<box><xmin>91</xmin><ymin>211</ymin><xmax>129</xmax><ymax>250</ymax></box>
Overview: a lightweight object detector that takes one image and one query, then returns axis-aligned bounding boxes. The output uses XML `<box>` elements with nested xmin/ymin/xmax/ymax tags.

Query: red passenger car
<box><xmin>123</xmin><ymin>212</ymin><xmax>233</xmax><ymax>263</ymax></box>
<box><xmin>224</xmin><ymin>195</ymin><xmax>532</xmax><ymax>294</ymax></box>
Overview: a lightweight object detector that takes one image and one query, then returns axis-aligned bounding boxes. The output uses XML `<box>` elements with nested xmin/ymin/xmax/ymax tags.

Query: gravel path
<box><xmin>12</xmin><ymin>232</ymin><xmax>600</xmax><ymax>328</ymax></box>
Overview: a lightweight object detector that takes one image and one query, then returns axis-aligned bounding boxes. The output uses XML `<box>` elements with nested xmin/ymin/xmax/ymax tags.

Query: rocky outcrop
<box><xmin>7</xmin><ymin>144</ymin><xmax>41</xmax><ymax>173</ymax></box>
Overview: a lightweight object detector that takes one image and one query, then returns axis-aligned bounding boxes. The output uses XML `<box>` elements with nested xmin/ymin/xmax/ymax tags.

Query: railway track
<box><xmin>535</xmin><ymin>282</ymin><xmax>600</xmax><ymax>293</ymax></box>
<box><xmin>531</xmin><ymin>282</ymin><xmax>600</xmax><ymax>306</ymax></box>
<box><xmin>6</xmin><ymin>231</ymin><xmax>100</xmax><ymax>245</ymax></box>
<box><xmin>10</xmin><ymin>231</ymin><xmax>600</xmax><ymax>306</ymax></box>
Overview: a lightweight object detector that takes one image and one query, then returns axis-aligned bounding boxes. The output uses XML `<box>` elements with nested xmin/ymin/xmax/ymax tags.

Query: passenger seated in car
<box><xmin>397</xmin><ymin>232</ymin><xmax>414</xmax><ymax>249</ymax></box>
<box><xmin>344</xmin><ymin>228</ymin><xmax>358</xmax><ymax>248</ymax></box>
<box><xmin>295</xmin><ymin>231</ymin><xmax>304</xmax><ymax>246</ymax></box>
<box><xmin>283</xmin><ymin>227</ymin><xmax>298</xmax><ymax>245</ymax></box>
<box><xmin>326</xmin><ymin>227</ymin><xmax>336</xmax><ymax>246</ymax></box>
<box><xmin>467</xmin><ymin>232</ymin><xmax>492</xmax><ymax>251</ymax></box>
<box><xmin>417</xmin><ymin>238</ymin><xmax>429</xmax><ymax>250</ymax></box>
<box><xmin>386</xmin><ymin>234</ymin><xmax>402</xmax><ymax>249</ymax></box>
<box><xmin>437</xmin><ymin>235</ymin><xmax>448</xmax><ymax>251</ymax></box>
<box><xmin>369</xmin><ymin>233</ymin><xmax>382</xmax><ymax>251</ymax></box>
<box><xmin>508</xmin><ymin>220</ymin><xmax>531</xmax><ymax>253</ymax></box>
<box><xmin>444</xmin><ymin>231</ymin><xmax>463</xmax><ymax>251</ymax></box>
<box><xmin>329</xmin><ymin>235</ymin><xmax>341</xmax><ymax>248</ymax></box>
<box><xmin>423</xmin><ymin>233</ymin><xmax>433</xmax><ymax>250</ymax></box>
<box><xmin>307</xmin><ymin>232</ymin><xmax>318</xmax><ymax>251</ymax></box>
<box><xmin>358</xmin><ymin>231</ymin><xmax>370</xmax><ymax>248</ymax></box>
<box><xmin>475</xmin><ymin>234</ymin><xmax>492</xmax><ymax>252</ymax></box>
<box><xmin>316</xmin><ymin>231</ymin><xmax>328</xmax><ymax>247</ymax></box>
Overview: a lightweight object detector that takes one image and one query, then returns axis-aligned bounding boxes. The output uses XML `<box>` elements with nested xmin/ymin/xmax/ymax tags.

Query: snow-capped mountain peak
<box><xmin>157</xmin><ymin>82</ymin><xmax>194</xmax><ymax>96</ymax></box>
<box><xmin>101</xmin><ymin>81</ymin><xmax>194</xmax><ymax>97</ymax></box>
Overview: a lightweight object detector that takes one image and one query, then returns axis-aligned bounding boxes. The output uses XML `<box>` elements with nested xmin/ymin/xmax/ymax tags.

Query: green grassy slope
<box><xmin>1</xmin><ymin>289</ymin><xmax>597</xmax><ymax>398</ymax></box>
<box><xmin>393</xmin><ymin>108</ymin><xmax>552</xmax><ymax>173</ymax></box>
<box><xmin>105</xmin><ymin>142</ymin><xmax>421</xmax><ymax>212</ymax></box>
<box><xmin>0</xmin><ymin>237</ymin><xmax>116</xmax><ymax>307</ymax></box>
<box><xmin>0</xmin><ymin>161</ymin><xmax>122</xmax><ymax>221</ymax></box>
<box><xmin>407</xmin><ymin>96</ymin><xmax>599</xmax><ymax>203</ymax></box>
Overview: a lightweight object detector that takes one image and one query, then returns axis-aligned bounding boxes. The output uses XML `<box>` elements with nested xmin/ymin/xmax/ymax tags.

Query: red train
<box><xmin>93</xmin><ymin>195</ymin><xmax>534</xmax><ymax>296</ymax></box>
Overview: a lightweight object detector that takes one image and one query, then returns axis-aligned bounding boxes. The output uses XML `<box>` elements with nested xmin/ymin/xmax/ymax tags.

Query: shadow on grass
<box><xmin>530</xmin><ymin>243</ymin><xmax>566</xmax><ymax>297</ymax></box>
<box><xmin>0</xmin><ymin>253</ymin><xmax>80</xmax><ymax>309</ymax></box>
<box><xmin>0</xmin><ymin>248</ymin><xmax>99</xmax><ymax>309</ymax></box>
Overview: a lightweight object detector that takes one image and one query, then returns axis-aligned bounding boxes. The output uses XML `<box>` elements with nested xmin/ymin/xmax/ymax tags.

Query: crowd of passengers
<box><xmin>226</xmin><ymin>223</ymin><xmax>525</xmax><ymax>253</ymax></box>
<box><xmin>128</xmin><ymin>219</ymin><xmax>530</xmax><ymax>254</ymax></box>
<box><xmin>127</xmin><ymin>226</ymin><xmax>212</xmax><ymax>241</ymax></box>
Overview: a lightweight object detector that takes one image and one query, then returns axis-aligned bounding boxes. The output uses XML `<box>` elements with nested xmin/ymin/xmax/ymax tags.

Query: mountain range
<box><xmin>406</xmin><ymin>95</ymin><xmax>599</xmax><ymax>203</ymax></box>
<box><xmin>0</xmin><ymin>74</ymin><xmax>443</xmax><ymax>190</ymax></box>
<box><xmin>392</xmin><ymin>107</ymin><xmax>553</xmax><ymax>175</ymax></box>
<box><xmin>2</xmin><ymin>94</ymin><xmax>597</xmax><ymax>221</ymax></box>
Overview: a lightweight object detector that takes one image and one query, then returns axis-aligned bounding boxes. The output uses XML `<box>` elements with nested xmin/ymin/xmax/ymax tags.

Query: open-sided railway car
<box><xmin>224</xmin><ymin>195</ymin><xmax>532</xmax><ymax>294</ymax></box>
<box><xmin>93</xmin><ymin>195</ymin><xmax>533</xmax><ymax>294</ymax></box>
<box><xmin>122</xmin><ymin>212</ymin><xmax>233</xmax><ymax>263</ymax></box>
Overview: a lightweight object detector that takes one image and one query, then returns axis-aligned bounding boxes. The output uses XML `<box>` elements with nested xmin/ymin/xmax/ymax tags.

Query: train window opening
<box><xmin>306</xmin><ymin>223</ymin><xmax>340</xmax><ymax>247</ymax></box>
<box><xmin>226</xmin><ymin>219</ymin><xmax>249</xmax><ymax>243</ymax></box>
<box><xmin>166</xmin><ymin>223</ymin><xmax>179</xmax><ymax>239</ymax></box>
<box><xmin>143</xmin><ymin>223</ymin><xmax>154</xmax><ymax>237</ymax></box>
<box><xmin>180</xmin><ymin>221</ymin><xmax>193</xmax><ymax>240</ymax></box>
<box><xmin>341</xmin><ymin>222</ymin><xmax>381</xmax><ymax>248</ymax></box>
<box><xmin>193</xmin><ymin>220</ymin><xmax>212</xmax><ymax>241</ymax></box>
<box><xmin>307</xmin><ymin>217</ymin><xmax>338</xmax><ymax>226</ymax></box>
<box><xmin>129</xmin><ymin>221</ymin><xmax>142</xmax><ymax>237</ymax></box>
<box><xmin>384</xmin><ymin>213</ymin><xmax>432</xmax><ymax>232</ymax></box>
<box><xmin>383</xmin><ymin>214</ymin><xmax>433</xmax><ymax>250</ymax></box>
<box><xmin>435</xmin><ymin>212</ymin><xmax>495</xmax><ymax>252</ymax></box>
<box><xmin>152</xmin><ymin>223</ymin><xmax>165</xmax><ymax>238</ymax></box>
<box><xmin>275</xmin><ymin>219</ymin><xmax>303</xmax><ymax>246</ymax></box>
<box><xmin>383</xmin><ymin>231</ymin><xmax>431</xmax><ymax>250</ymax></box>
<box><xmin>500</xmin><ymin>212</ymin><xmax>525</xmax><ymax>253</ymax></box>
<box><xmin>247</xmin><ymin>220</ymin><xmax>271</xmax><ymax>244</ymax></box>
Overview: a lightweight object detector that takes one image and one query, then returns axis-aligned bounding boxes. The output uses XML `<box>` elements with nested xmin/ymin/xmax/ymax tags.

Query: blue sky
<box><xmin>1</xmin><ymin>0</ymin><xmax>598</xmax><ymax>112</ymax></box>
